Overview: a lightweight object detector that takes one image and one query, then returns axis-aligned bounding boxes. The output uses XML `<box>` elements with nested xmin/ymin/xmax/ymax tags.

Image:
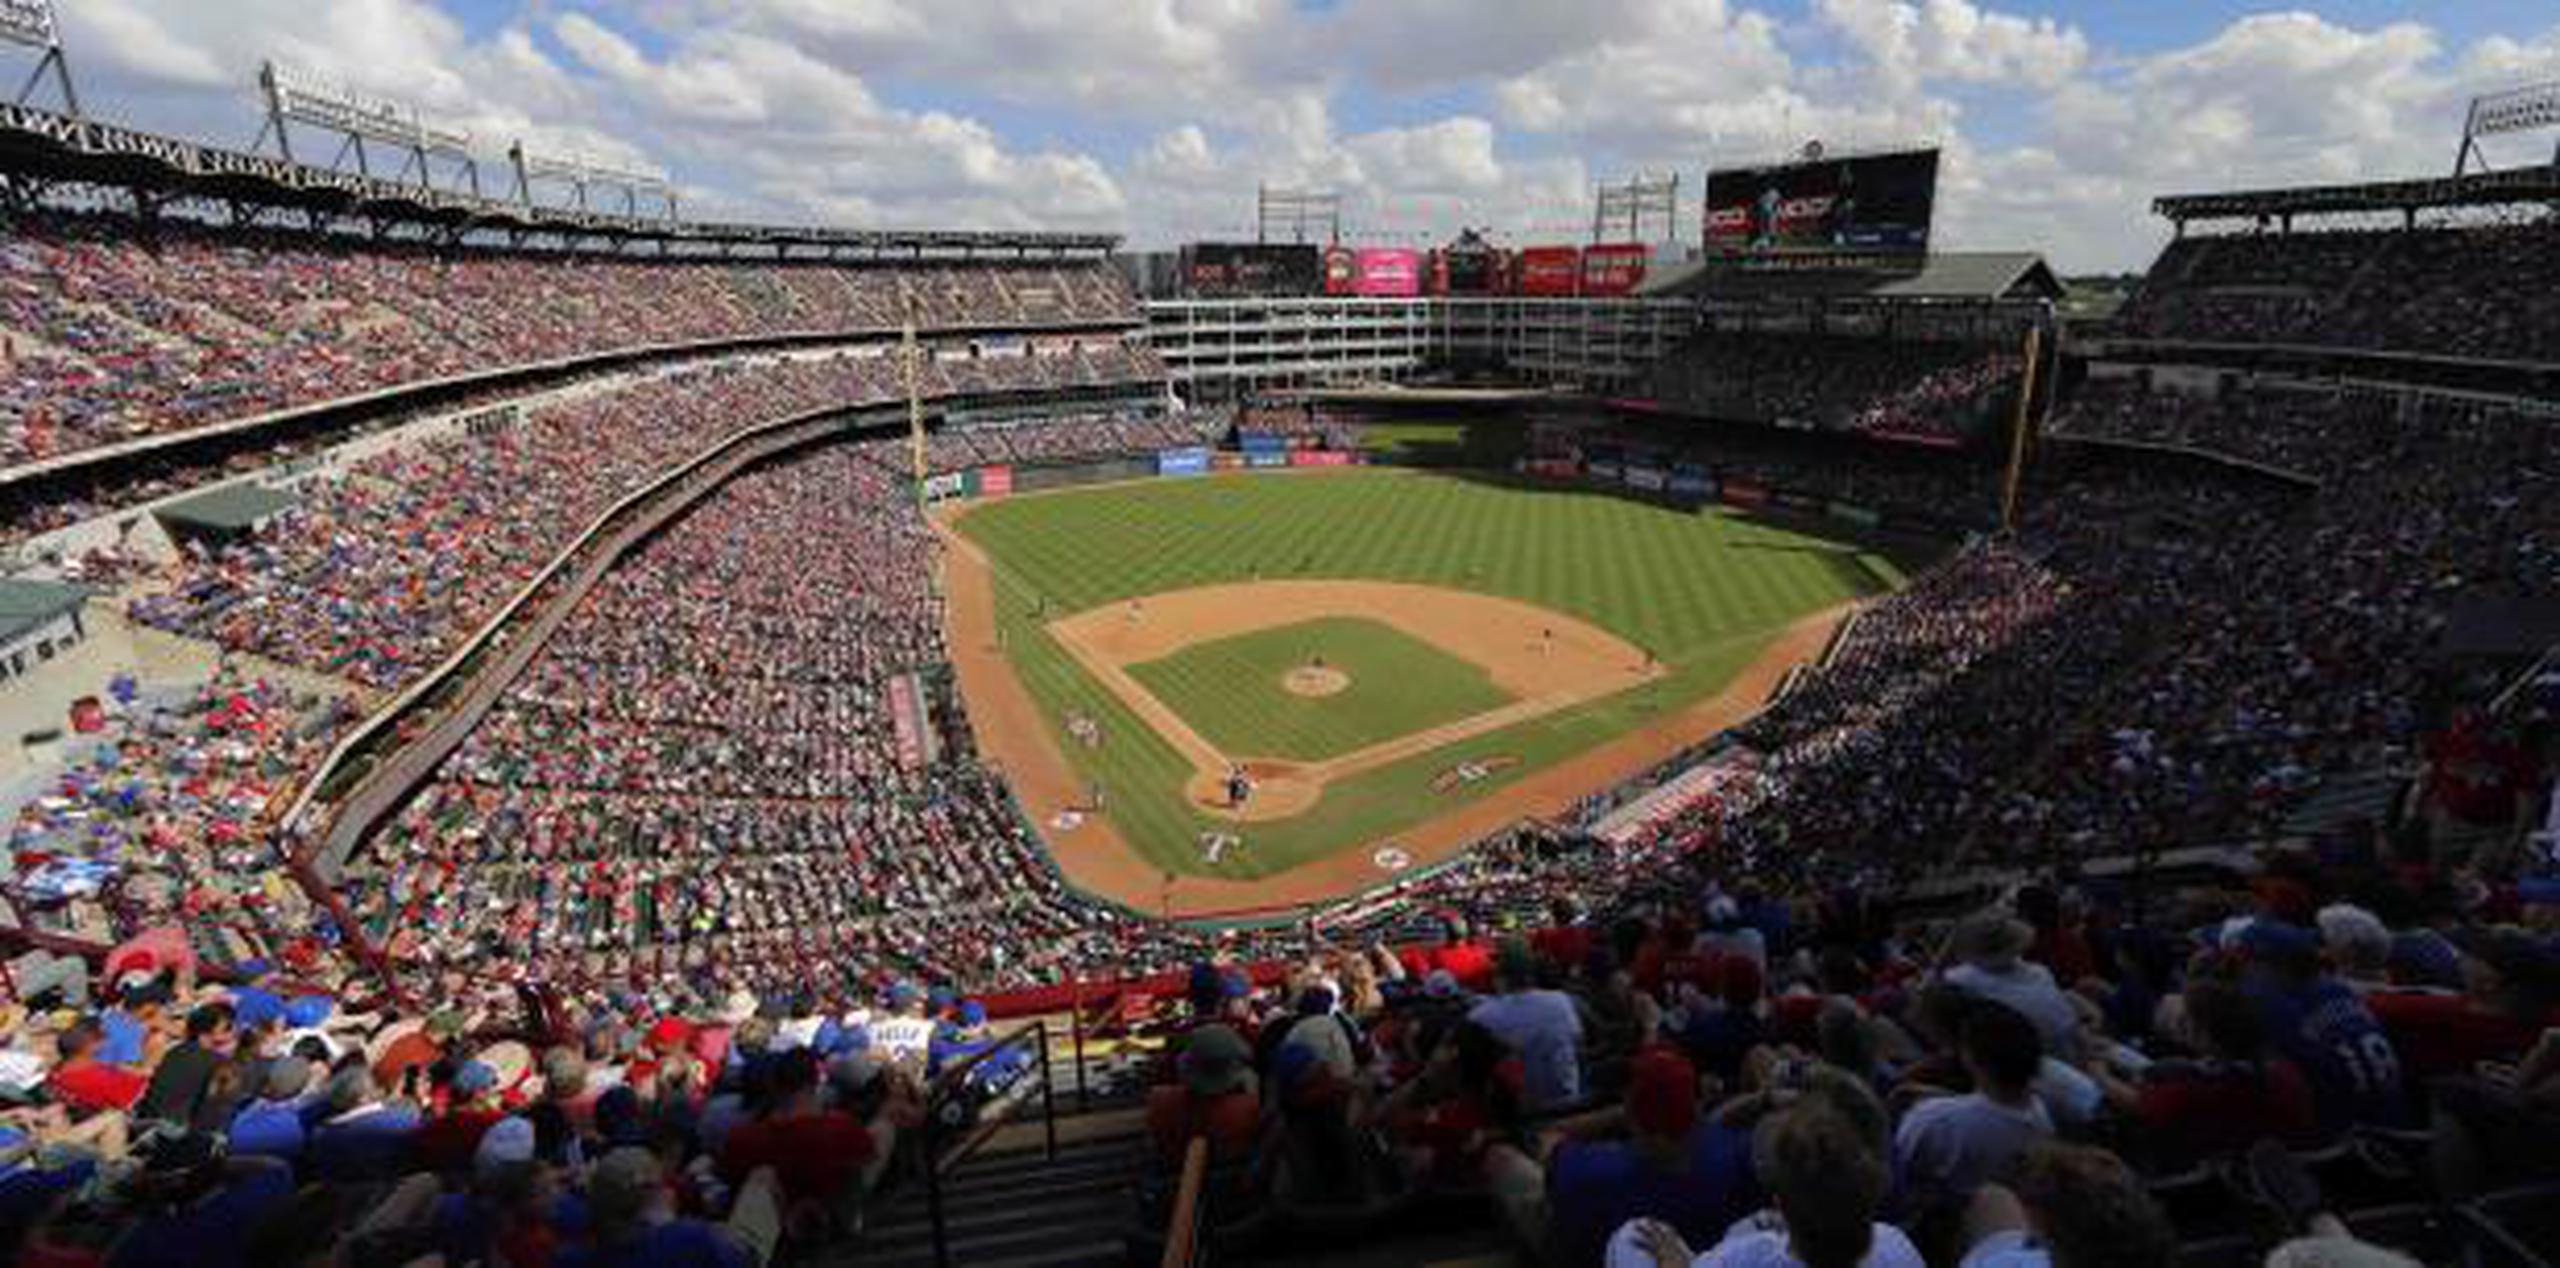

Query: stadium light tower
<box><xmin>253</xmin><ymin>59</ymin><xmax>480</xmax><ymax>194</ymax></box>
<box><xmin>1257</xmin><ymin>185</ymin><xmax>1342</xmax><ymax>245</ymax></box>
<box><xmin>1592</xmin><ymin>172</ymin><xmax>1680</xmax><ymax>245</ymax></box>
<box><xmin>508</xmin><ymin>141</ymin><xmax>678</xmax><ymax>219</ymax></box>
<box><xmin>2455</xmin><ymin>80</ymin><xmax>2560</xmax><ymax>175</ymax></box>
<box><xmin>0</xmin><ymin>0</ymin><xmax>78</xmax><ymax>116</ymax></box>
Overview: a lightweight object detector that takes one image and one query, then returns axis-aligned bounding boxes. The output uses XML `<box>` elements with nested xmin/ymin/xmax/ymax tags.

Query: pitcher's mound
<box><xmin>1283</xmin><ymin>665</ymin><xmax>1350</xmax><ymax>697</ymax></box>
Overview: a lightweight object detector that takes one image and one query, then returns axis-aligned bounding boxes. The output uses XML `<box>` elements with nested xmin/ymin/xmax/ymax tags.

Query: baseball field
<box><xmin>938</xmin><ymin>467</ymin><xmax>1923</xmax><ymax>918</ymax></box>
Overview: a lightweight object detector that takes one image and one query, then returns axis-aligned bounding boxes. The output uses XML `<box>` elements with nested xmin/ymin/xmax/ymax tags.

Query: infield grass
<box><xmin>1127</xmin><ymin>616</ymin><xmax>1514</xmax><ymax>763</ymax></box>
<box><xmin>953</xmin><ymin>468</ymin><xmax>1927</xmax><ymax>884</ymax></box>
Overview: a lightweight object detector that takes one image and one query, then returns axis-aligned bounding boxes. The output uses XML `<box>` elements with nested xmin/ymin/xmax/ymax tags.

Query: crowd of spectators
<box><xmin>1646</xmin><ymin>335</ymin><xmax>2017</xmax><ymax>441</ymax></box>
<box><xmin>1130</xmin><ymin>849</ymin><xmax>2558</xmax><ymax>1268</ymax></box>
<box><xmin>340</xmin><ymin>442</ymin><xmax>1197</xmax><ymax>1002</ymax></box>
<box><xmin>1232</xmin><ymin>400</ymin><xmax>1366</xmax><ymax>451</ymax></box>
<box><xmin>0</xmin><ymin>211</ymin><xmax>1142</xmax><ymax>467</ymax></box>
<box><xmin>927</xmin><ymin>408</ymin><xmax>1214</xmax><ymax>472</ymax></box>
<box><xmin>4</xmin><ymin>672</ymin><xmax>361</xmax><ymax>991</ymax></box>
<box><xmin>2120</xmin><ymin>222</ymin><xmax>2560</xmax><ymax>363</ymax></box>
<box><xmin>124</xmin><ymin>342</ymin><xmax>1163</xmax><ymax>690</ymax></box>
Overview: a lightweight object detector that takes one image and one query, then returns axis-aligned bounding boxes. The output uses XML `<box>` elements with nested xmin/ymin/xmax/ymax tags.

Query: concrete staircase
<box><xmin>852</xmin><ymin>1127</ymin><xmax>1140</xmax><ymax>1268</ymax></box>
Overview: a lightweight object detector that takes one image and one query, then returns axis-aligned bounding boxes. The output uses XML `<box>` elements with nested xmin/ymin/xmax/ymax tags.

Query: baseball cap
<box><xmin>229</xmin><ymin>988</ymin><xmax>287</xmax><ymax>1033</ymax></box>
<box><xmin>264</xmin><ymin>1058</ymin><xmax>313</xmax><ymax>1101</ymax></box>
<box><xmin>451</xmin><ymin>1060</ymin><xmax>500</xmax><ymax>1097</ymax></box>
<box><xmin>2239</xmin><ymin>920</ymin><xmax>2322</xmax><ymax>968</ymax></box>
<box><xmin>586</xmin><ymin>1147</ymin><xmax>664</xmax><ymax>1227</ymax></box>
<box><xmin>1180</xmin><ymin>1025</ymin><xmax>1252</xmax><ymax>1098</ymax></box>
<box><xmin>473</xmin><ymin>1116</ymin><xmax>535</xmax><ymax>1175</ymax></box>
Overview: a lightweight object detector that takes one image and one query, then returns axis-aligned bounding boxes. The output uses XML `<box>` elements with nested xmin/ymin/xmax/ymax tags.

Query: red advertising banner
<box><xmin>1720</xmin><ymin>480</ymin><xmax>1769</xmax><ymax>508</ymax></box>
<box><xmin>1581</xmin><ymin>242</ymin><xmax>1649</xmax><ymax>296</ymax></box>
<box><xmin>1521</xmin><ymin>457</ymin><xmax>1581</xmax><ymax>479</ymax></box>
<box><xmin>1323</xmin><ymin>246</ymin><xmax>1359</xmax><ymax>296</ymax></box>
<box><xmin>978</xmin><ymin>464</ymin><xmax>1014</xmax><ymax>497</ymax></box>
<box><xmin>1290</xmin><ymin>450</ymin><xmax>1355</xmax><ymax>467</ymax></box>
<box><xmin>1352</xmin><ymin>248</ymin><xmax>1422</xmax><ymax>297</ymax></box>
<box><xmin>1514</xmin><ymin>246</ymin><xmax>1581</xmax><ymax>297</ymax></box>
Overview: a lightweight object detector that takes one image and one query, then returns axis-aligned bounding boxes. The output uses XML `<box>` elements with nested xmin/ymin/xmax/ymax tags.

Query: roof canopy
<box><xmin>0</xmin><ymin>579</ymin><xmax>88</xmax><ymax>644</ymax></box>
<box><xmin>2154</xmin><ymin>165</ymin><xmax>2560</xmax><ymax>225</ymax></box>
<box><xmin>0</xmin><ymin>101</ymin><xmax>1117</xmax><ymax>258</ymax></box>
<box><xmin>155</xmin><ymin>483</ymin><xmax>297</xmax><ymax>537</ymax></box>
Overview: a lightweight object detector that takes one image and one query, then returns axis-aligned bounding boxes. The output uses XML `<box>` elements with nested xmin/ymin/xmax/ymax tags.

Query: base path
<box><xmin>936</xmin><ymin>512</ymin><xmax>1856</xmax><ymax>919</ymax></box>
<box><xmin>1047</xmin><ymin>579</ymin><xmax>1662</xmax><ymax>823</ymax></box>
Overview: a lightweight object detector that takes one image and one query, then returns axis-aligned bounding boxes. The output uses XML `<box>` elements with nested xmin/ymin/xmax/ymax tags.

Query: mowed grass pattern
<box><xmin>1127</xmin><ymin>617</ymin><xmax>1515</xmax><ymax>763</ymax></box>
<box><xmin>956</xmin><ymin>470</ymin><xmax>1923</xmax><ymax>882</ymax></box>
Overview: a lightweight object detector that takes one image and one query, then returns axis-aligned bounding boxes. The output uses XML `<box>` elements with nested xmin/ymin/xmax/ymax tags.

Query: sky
<box><xmin>31</xmin><ymin>1</ymin><xmax>2560</xmax><ymax>272</ymax></box>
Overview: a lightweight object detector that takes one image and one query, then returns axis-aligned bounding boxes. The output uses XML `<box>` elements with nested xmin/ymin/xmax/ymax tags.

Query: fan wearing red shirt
<box><xmin>49</xmin><ymin>1018</ymin><xmax>146</xmax><ymax>1115</ymax></box>
<box><xmin>2365</xmin><ymin>930</ymin><xmax>2560</xmax><ymax>1079</ymax></box>
<box><xmin>2094</xmin><ymin>981</ymin><xmax>2318</xmax><ymax>1166</ymax></box>
<box><xmin>720</xmin><ymin>1052</ymin><xmax>902</xmax><ymax>1211</ymax></box>
<box><xmin>412</xmin><ymin>1059</ymin><xmax>510</xmax><ymax>1175</ymax></box>
<box><xmin>1530</xmin><ymin>898</ymin><xmax>1595</xmax><ymax>975</ymax></box>
<box><xmin>1399</xmin><ymin>916</ymin><xmax>1496</xmax><ymax>994</ymax></box>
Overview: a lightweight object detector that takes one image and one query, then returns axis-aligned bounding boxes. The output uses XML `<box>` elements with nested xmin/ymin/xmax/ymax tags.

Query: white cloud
<box><xmin>1816</xmin><ymin>0</ymin><xmax>2089</xmax><ymax>91</ymax></box>
<box><xmin>34</xmin><ymin>2</ymin><xmax>2560</xmax><ymax>269</ymax></box>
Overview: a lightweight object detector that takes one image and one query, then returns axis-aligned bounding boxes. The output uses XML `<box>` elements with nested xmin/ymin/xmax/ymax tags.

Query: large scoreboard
<box><xmin>1704</xmin><ymin>148</ymin><xmax>1940</xmax><ymax>257</ymax></box>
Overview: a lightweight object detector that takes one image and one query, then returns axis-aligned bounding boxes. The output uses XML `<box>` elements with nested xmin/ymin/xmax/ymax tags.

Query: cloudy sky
<box><xmin>41</xmin><ymin>1</ymin><xmax>2560</xmax><ymax>271</ymax></box>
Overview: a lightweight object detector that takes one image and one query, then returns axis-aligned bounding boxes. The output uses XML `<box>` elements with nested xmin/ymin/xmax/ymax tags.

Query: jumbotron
<box><xmin>0</xmin><ymin>14</ymin><xmax>2555</xmax><ymax>1268</ymax></box>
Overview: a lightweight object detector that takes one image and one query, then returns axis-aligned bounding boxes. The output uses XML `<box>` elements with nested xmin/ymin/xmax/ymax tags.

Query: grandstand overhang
<box><xmin>0</xmin><ymin>100</ymin><xmax>1121</xmax><ymax>258</ymax></box>
<box><xmin>2153</xmin><ymin>164</ymin><xmax>2560</xmax><ymax>228</ymax></box>
<box><xmin>1662</xmin><ymin>251</ymin><xmax>2064</xmax><ymax>307</ymax></box>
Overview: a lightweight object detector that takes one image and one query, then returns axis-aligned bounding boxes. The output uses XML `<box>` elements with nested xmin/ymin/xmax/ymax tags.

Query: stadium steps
<box><xmin>848</xmin><ymin>1121</ymin><xmax>1142</xmax><ymax>1268</ymax></box>
<box><xmin>2279</xmin><ymin>768</ymin><xmax>2408</xmax><ymax>839</ymax></box>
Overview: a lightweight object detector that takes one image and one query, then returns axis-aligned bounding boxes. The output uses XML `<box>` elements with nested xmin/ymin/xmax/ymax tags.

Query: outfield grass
<box><xmin>1127</xmin><ymin>616</ymin><xmax>1515</xmax><ymax>762</ymax></box>
<box><xmin>956</xmin><ymin>469</ymin><xmax>1925</xmax><ymax>881</ymax></box>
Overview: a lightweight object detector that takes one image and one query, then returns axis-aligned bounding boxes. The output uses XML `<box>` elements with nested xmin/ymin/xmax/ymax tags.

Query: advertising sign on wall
<box><xmin>976</xmin><ymin>465</ymin><xmax>1015</xmax><ymax>497</ymax></box>
<box><xmin>1580</xmin><ymin>243</ymin><xmax>1650</xmax><ymax>296</ymax></box>
<box><xmin>1514</xmin><ymin>246</ymin><xmax>1582</xmax><ymax>297</ymax></box>
<box><xmin>1720</xmin><ymin>480</ymin><xmax>1770</xmax><ymax>508</ymax></box>
<box><xmin>1323</xmin><ymin>245</ymin><xmax>1359</xmax><ymax>296</ymax></box>
<box><xmin>1352</xmin><ymin>248</ymin><xmax>1423</xmax><ymax>297</ymax></box>
<box><xmin>1246</xmin><ymin>450</ymin><xmax>1289</xmax><ymax>468</ymax></box>
<box><xmin>1289</xmin><ymin>450</ymin><xmax>1355</xmax><ymax>468</ymax></box>
<box><xmin>1625</xmin><ymin>466</ymin><xmax>1668</xmax><ymax>492</ymax></box>
<box><xmin>1181</xmin><ymin>242</ymin><xmax>1323</xmax><ymax>296</ymax></box>
<box><xmin>1157</xmin><ymin>446</ymin><xmax>1211</xmax><ymax>476</ymax></box>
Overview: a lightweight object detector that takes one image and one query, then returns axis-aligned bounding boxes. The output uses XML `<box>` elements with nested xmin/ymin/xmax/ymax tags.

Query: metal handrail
<box><xmin>913</xmin><ymin>1015</ymin><xmax>1092</xmax><ymax>1268</ymax></box>
<box><xmin>1160</xmin><ymin>1137</ymin><xmax>1212</xmax><ymax>1268</ymax></box>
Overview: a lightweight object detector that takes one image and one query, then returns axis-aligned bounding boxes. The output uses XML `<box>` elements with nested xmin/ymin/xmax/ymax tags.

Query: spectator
<box><xmin>1469</xmin><ymin>940</ymin><xmax>1587</xmax><ymax>1111</ymax></box>
<box><xmin>1613</xmin><ymin>1101</ymin><xmax>1923</xmax><ymax>1268</ymax></box>
<box><xmin>1956</xmin><ymin>1143</ymin><xmax>2177</xmax><ymax>1268</ymax></box>
<box><xmin>1893</xmin><ymin>1003</ymin><xmax>2052</xmax><ymax>1215</ymax></box>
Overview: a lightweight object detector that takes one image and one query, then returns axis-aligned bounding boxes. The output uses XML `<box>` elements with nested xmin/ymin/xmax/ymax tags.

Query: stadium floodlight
<box><xmin>508</xmin><ymin>141</ymin><xmax>677</xmax><ymax>219</ymax></box>
<box><xmin>2455</xmin><ymin>80</ymin><xmax>2560</xmax><ymax>175</ymax></box>
<box><xmin>1257</xmin><ymin>185</ymin><xmax>1341</xmax><ymax>245</ymax></box>
<box><xmin>1592</xmin><ymin>172</ymin><xmax>1680</xmax><ymax>246</ymax></box>
<box><xmin>253</xmin><ymin>59</ymin><xmax>480</xmax><ymax>194</ymax></box>
<box><xmin>0</xmin><ymin>0</ymin><xmax>78</xmax><ymax>116</ymax></box>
